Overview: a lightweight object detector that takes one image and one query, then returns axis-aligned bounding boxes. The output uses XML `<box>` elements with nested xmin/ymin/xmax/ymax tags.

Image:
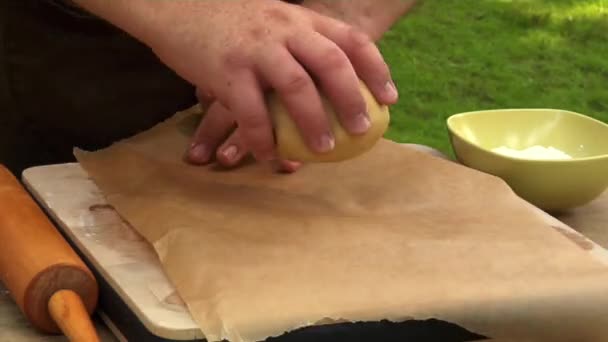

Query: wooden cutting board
<box><xmin>22</xmin><ymin>163</ymin><xmax>203</xmax><ymax>342</ymax></box>
<box><xmin>20</xmin><ymin>155</ymin><xmax>608</xmax><ymax>341</ymax></box>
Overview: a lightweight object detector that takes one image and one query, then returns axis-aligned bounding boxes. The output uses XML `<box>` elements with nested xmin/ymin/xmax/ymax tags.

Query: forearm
<box><xmin>303</xmin><ymin>0</ymin><xmax>417</xmax><ymax>41</ymax></box>
<box><xmin>67</xmin><ymin>0</ymin><xmax>168</xmax><ymax>44</ymax></box>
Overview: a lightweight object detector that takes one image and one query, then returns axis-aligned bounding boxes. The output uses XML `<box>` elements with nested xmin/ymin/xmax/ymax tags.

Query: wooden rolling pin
<box><xmin>0</xmin><ymin>165</ymin><xmax>100</xmax><ymax>341</ymax></box>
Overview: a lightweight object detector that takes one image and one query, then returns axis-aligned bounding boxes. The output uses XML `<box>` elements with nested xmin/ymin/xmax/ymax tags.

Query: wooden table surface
<box><xmin>556</xmin><ymin>191</ymin><xmax>608</xmax><ymax>249</ymax></box>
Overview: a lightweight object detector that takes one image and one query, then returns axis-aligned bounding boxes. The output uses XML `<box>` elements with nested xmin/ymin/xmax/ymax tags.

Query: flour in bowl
<box><xmin>492</xmin><ymin>145</ymin><xmax>573</xmax><ymax>160</ymax></box>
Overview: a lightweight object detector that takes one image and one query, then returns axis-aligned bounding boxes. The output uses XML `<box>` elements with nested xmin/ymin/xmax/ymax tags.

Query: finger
<box><xmin>195</xmin><ymin>88</ymin><xmax>215</xmax><ymax>105</ymax></box>
<box><xmin>256</xmin><ymin>45</ymin><xmax>335</xmax><ymax>154</ymax></box>
<box><xmin>276</xmin><ymin>160</ymin><xmax>302</xmax><ymax>174</ymax></box>
<box><xmin>216</xmin><ymin>129</ymin><xmax>250</xmax><ymax>168</ymax></box>
<box><xmin>315</xmin><ymin>18</ymin><xmax>398</xmax><ymax>105</ymax></box>
<box><xmin>225</xmin><ymin>70</ymin><xmax>276</xmax><ymax>161</ymax></box>
<box><xmin>287</xmin><ymin>32</ymin><xmax>370</xmax><ymax>135</ymax></box>
<box><xmin>186</xmin><ymin>101</ymin><xmax>235</xmax><ymax>165</ymax></box>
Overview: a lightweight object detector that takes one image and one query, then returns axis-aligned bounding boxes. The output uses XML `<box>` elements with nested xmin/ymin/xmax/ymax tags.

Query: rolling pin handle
<box><xmin>48</xmin><ymin>289</ymin><xmax>100</xmax><ymax>342</ymax></box>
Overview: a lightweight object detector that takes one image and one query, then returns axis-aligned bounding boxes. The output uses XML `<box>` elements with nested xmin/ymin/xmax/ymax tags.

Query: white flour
<box><xmin>492</xmin><ymin>145</ymin><xmax>573</xmax><ymax>160</ymax></box>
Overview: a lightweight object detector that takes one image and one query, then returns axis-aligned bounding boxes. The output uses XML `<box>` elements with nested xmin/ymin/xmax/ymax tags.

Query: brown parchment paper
<box><xmin>75</xmin><ymin>106</ymin><xmax>608</xmax><ymax>342</ymax></box>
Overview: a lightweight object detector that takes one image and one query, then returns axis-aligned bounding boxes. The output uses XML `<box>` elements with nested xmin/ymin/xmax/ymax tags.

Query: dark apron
<box><xmin>0</xmin><ymin>0</ymin><xmax>197</xmax><ymax>173</ymax></box>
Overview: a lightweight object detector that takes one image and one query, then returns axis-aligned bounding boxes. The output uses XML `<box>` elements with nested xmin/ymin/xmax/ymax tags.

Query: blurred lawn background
<box><xmin>378</xmin><ymin>0</ymin><xmax>608</xmax><ymax>157</ymax></box>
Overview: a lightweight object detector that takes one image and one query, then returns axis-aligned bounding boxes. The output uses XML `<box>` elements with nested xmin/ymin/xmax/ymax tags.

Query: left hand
<box><xmin>186</xmin><ymin>92</ymin><xmax>302</xmax><ymax>173</ymax></box>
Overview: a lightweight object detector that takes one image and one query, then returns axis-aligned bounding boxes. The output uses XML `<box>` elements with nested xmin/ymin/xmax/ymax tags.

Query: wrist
<box><xmin>68</xmin><ymin>0</ymin><xmax>170</xmax><ymax>45</ymax></box>
<box><xmin>303</xmin><ymin>1</ymin><xmax>373</xmax><ymax>37</ymax></box>
<box><xmin>303</xmin><ymin>0</ymin><xmax>417</xmax><ymax>41</ymax></box>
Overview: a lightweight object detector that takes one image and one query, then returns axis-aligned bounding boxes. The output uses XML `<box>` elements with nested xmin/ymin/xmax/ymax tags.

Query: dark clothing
<box><xmin>1</xmin><ymin>0</ymin><xmax>197</xmax><ymax>173</ymax></box>
<box><xmin>0</xmin><ymin>0</ymin><xmax>311</xmax><ymax>174</ymax></box>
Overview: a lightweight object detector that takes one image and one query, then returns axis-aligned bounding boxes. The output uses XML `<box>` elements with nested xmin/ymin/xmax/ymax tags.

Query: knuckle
<box><xmin>319</xmin><ymin>46</ymin><xmax>347</xmax><ymax>70</ymax></box>
<box><xmin>279</xmin><ymin>71</ymin><xmax>311</xmax><ymax>95</ymax></box>
<box><xmin>347</xmin><ymin>26</ymin><xmax>373</xmax><ymax>49</ymax></box>
<box><xmin>248</xmin><ymin>27</ymin><xmax>270</xmax><ymax>40</ymax></box>
<box><xmin>222</xmin><ymin>49</ymin><xmax>249</xmax><ymax>69</ymax></box>
<box><xmin>262</xmin><ymin>8</ymin><xmax>291</xmax><ymax>24</ymax></box>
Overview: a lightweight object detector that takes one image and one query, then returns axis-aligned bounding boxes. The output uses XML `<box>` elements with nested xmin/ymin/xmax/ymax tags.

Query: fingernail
<box><xmin>221</xmin><ymin>145</ymin><xmax>238</xmax><ymax>161</ymax></box>
<box><xmin>385</xmin><ymin>80</ymin><xmax>398</xmax><ymax>101</ymax></box>
<box><xmin>350</xmin><ymin>112</ymin><xmax>371</xmax><ymax>134</ymax></box>
<box><xmin>189</xmin><ymin>143</ymin><xmax>209</xmax><ymax>163</ymax></box>
<box><xmin>316</xmin><ymin>133</ymin><xmax>335</xmax><ymax>153</ymax></box>
<box><xmin>277</xmin><ymin>160</ymin><xmax>302</xmax><ymax>174</ymax></box>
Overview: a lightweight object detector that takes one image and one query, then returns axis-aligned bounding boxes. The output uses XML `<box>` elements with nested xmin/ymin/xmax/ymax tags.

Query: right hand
<box><xmin>142</xmin><ymin>0</ymin><xmax>399</xmax><ymax>162</ymax></box>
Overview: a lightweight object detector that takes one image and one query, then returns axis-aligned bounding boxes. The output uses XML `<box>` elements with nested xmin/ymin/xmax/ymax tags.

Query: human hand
<box><xmin>301</xmin><ymin>0</ymin><xmax>417</xmax><ymax>41</ymax></box>
<box><xmin>186</xmin><ymin>94</ymin><xmax>302</xmax><ymax>173</ymax></box>
<box><xmin>140</xmin><ymin>0</ymin><xmax>398</xmax><ymax>163</ymax></box>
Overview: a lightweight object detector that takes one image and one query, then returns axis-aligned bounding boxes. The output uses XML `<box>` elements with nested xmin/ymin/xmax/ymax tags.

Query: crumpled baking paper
<box><xmin>74</xmin><ymin>105</ymin><xmax>608</xmax><ymax>342</ymax></box>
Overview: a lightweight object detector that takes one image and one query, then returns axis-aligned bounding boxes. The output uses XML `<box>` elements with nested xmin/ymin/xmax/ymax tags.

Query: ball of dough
<box><xmin>268</xmin><ymin>80</ymin><xmax>390</xmax><ymax>163</ymax></box>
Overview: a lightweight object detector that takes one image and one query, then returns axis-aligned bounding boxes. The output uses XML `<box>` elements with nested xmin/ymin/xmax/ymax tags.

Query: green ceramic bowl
<box><xmin>447</xmin><ymin>108</ymin><xmax>608</xmax><ymax>212</ymax></box>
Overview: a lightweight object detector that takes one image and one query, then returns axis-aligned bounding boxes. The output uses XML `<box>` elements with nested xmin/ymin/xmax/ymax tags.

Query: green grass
<box><xmin>378</xmin><ymin>0</ymin><xmax>608</xmax><ymax>157</ymax></box>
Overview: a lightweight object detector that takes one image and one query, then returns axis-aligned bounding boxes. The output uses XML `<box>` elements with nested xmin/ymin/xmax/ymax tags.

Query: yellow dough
<box><xmin>268</xmin><ymin>80</ymin><xmax>390</xmax><ymax>163</ymax></box>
